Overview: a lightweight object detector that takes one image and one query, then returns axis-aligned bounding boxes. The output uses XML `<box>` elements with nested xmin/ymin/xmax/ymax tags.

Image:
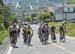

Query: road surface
<box><xmin>7</xmin><ymin>24</ymin><xmax>75</xmax><ymax>54</ymax></box>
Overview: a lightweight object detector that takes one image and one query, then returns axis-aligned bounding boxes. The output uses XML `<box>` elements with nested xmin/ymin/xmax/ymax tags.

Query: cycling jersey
<box><xmin>26</xmin><ymin>27</ymin><xmax>33</xmax><ymax>35</ymax></box>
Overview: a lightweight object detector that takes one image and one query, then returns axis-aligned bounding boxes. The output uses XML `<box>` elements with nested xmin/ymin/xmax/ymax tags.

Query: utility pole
<box><xmin>5</xmin><ymin>0</ymin><xmax>6</xmax><ymax>5</ymax></box>
<box><xmin>45</xmin><ymin>0</ymin><xmax>47</xmax><ymax>12</ymax></box>
<box><xmin>53</xmin><ymin>0</ymin><xmax>55</xmax><ymax>21</ymax></box>
<box><xmin>63</xmin><ymin>0</ymin><xmax>65</xmax><ymax>21</ymax></box>
<box><xmin>9</xmin><ymin>0</ymin><xmax>11</xmax><ymax>18</ymax></box>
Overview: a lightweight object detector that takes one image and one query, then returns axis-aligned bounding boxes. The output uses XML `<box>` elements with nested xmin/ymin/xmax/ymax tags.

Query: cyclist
<box><xmin>23</xmin><ymin>26</ymin><xmax>27</xmax><ymax>44</ymax></box>
<box><xmin>50</xmin><ymin>25</ymin><xmax>56</xmax><ymax>43</ymax></box>
<box><xmin>59</xmin><ymin>24</ymin><xmax>66</xmax><ymax>42</ymax></box>
<box><xmin>16</xmin><ymin>25</ymin><xmax>20</xmax><ymax>38</ymax></box>
<box><xmin>45</xmin><ymin>23</ymin><xmax>49</xmax><ymax>43</ymax></box>
<box><xmin>38</xmin><ymin>26</ymin><xmax>42</xmax><ymax>42</ymax></box>
<box><xmin>9</xmin><ymin>23</ymin><xmax>18</xmax><ymax>48</ymax></box>
<box><xmin>41</xmin><ymin>23</ymin><xmax>49</xmax><ymax>45</ymax></box>
<box><xmin>25</xmin><ymin>24</ymin><xmax>33</xmax><ymax>46</ymax></box>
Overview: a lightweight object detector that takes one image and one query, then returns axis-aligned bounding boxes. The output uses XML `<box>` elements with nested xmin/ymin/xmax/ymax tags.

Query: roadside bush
<box><xmin>0</xmin><ymin>30</ymin><xmax>9</xmax><ymax>44</ymax></box>
<box><xmin>23</xmin><ymin>16</ymin><xmax>32</xmax><ymax>22</ymax></box>
<box><xmin>38</xmin><ymin>12</ymin><xmax>51</xmax><ymax>21</ymax></box>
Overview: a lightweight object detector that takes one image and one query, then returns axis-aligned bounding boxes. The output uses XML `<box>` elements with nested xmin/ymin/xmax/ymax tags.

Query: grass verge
<box><xmin>0</xmin><ymin>30</ymin><xmax>9</xmax><ymax>44</ymax></box>
<box><xmin>48</xmin><ymin>22</ymin><xmax>75</xmax><ymax>37</ymax></box>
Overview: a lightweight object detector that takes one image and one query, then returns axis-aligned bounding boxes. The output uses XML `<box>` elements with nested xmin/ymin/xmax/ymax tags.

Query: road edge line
<box><xmin>7</xmin><ymin>45</ymin><xmax>12</xmax><ymax>54</ymax></box>
<box><xmin>52</xmin><ymin>43</ymin><xmax>75</xmax><ymax>54</ymax></box>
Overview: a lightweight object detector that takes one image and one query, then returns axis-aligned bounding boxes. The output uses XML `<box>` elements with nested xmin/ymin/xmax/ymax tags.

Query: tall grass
<box><xmin>48</xmin><ymin>22</ymin><xmax>75</xmax><ymax>37</ymax></box>
<box><xmin>0</xmin><ymin>30</ymin><xmax>9</xmax><ymax>44</ymax></box>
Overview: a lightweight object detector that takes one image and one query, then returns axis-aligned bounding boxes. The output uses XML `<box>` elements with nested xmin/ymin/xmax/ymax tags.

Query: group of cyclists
<box><xmin>9</xmin><ymin>23</ymin><xmax>33</xmax><ymax>48</ymax></box>
<box><xmin>8</xmin><ymin>22</ymin><xmax>66</xmax><ymax>48</ymax></box>
<box><xmin>38</xmin><ymin>23</ymin><xmax>66</xmax><ymax>45</ymax></box>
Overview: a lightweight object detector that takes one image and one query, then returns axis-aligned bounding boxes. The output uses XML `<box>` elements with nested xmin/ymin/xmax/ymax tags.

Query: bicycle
<box><xmin>51</xmin><ymin>32</ymin><xmax>56</xmax><ymax>43</ymax></box>
<box><xmin>60</xmin><ymin>32</ymin><xmax>65</xmax><ymax>42</ymax></box>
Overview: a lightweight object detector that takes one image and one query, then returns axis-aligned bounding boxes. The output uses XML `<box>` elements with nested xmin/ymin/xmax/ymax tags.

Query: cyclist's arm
<box><xmin>31</xmin><ymin>28</ymin><xmax>33</xmax><ymax>36</ymax></box>
<box><xmin>64</xmin><ymin>25</ymin><xmax>66</xmax><ymax>33</ymax></box>
<box><xmin>47</xmin><ymin>27</ymin><xmax>49</xmax><ymax>34</ymax></box>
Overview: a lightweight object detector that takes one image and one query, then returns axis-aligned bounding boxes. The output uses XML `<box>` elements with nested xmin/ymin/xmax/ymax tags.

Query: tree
<box><xmin>50</xmin><ymin>12</ymin><xmax>53</xmax><ymax>16</ymax></box>
<box><xmin>38</xmin><ymin>12</ymin><xmax>50</xmax><ymax>21</ymax></box>
<box><xmin>0</xmin><ymin>0</ymin><xmax>4</xmax><ymax>5</ymax></box>
<box><xmin>0</xmin><ymin>1</ymin><xmax>19</xmax><ymax>28</ymax></box>
<box><xmin>0</xmin><ymin>15</ymin><xmax>5</xmax><ymax>30</ymax></box>
<box><xmin>0</xmin><ymin>5</ymin><xmax>11</xmax><ymax>28</ymax></box>
<box><xmin>49</xmin><ymin>12</ymin><xmax>55</xmax><ymax>21</ymax></box>
<box><xmin>31</xmin><ymin>13</ymin><xmax>37</xmax><ymax>18</ymax></box>
<box><xmin>4</xmin><ymin>12</ymin><xmax>19</xmax><ymax>28</ymax></box>
<box><xmin>0</xmin><ymin>15</ymin><xmax>4</xmax><ymax>23</ymax></box>
<box><xmin>10</xmin><ymin>13</ymin><xmax>19</xmax><ymax>23</ymax></box>
<box><xmin>23</xmin><ymin>16</ymin><xmax>32</xmax><ymax>22</ymax></box>
<box><xmin>0</xmin><ymin>2</ymin><xmax>7</xmax><ymax>29</ymax></box>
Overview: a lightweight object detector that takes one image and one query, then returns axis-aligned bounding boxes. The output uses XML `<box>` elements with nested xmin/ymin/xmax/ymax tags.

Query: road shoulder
<box><xmin>0</xmin><ymin>37</ymin><xmax>10</xmax><ymax>54</ymax></box>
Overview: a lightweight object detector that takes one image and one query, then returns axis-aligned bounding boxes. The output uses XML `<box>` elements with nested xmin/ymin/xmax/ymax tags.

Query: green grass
<box><xmin>66</xmin><ymin>23</ymin><xmax>75</xmax><ymax>37</ymax></box>
<box><xmin>0</xmin><ymin>30</ymin><xmax>9</xmax><ymax>44</ymax></box>
<box><xmin>48</xmin><ymin>22</ymin><xmax>75</xmax><ymax>37</ymax></box>
<box><xmin>67</xmin><ymin>0</ymin><xmax>75</xmax><ymax>4</ymax></box>
<box><xmin>48</xmin><ymin>22</ymin><xmax>61</xmax><ymax>32</ymax></box>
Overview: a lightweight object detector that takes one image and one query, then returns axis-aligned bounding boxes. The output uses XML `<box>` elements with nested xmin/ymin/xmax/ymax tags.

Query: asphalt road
<box><xmin>8</xmin><ymin>24</ymin><xmax>75</xmax><ymax>54</ymax></box>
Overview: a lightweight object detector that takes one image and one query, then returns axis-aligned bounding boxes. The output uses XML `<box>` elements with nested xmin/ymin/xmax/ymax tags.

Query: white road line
<box><xmin>7</xmin><ymin>45</ymin><xmax>13</xmax><ymax>54</ymax></box>
<box><xmin>52</xmin><ymin>43</ymin><xmax>75</xmax><ymax>54</ymax></box>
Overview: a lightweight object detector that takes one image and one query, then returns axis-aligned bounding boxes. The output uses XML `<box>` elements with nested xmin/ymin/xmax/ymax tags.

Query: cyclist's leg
<box><xmin>10</xmin><ymin>33</ymin><xmax>15</xmax><ymax>46</ymax></box>
<box><xmin>9</xmin><ymin>32</ymin><xmax>12</xmax><ymax>40</ymax></box>
<box><xmin>44</xmin><ymin>33</ymin><xmax>48</xmax><ymax>44</ymax></box>
<box><xmin>60</xmin><ymin>32</ymin><xmax>62</xmax><ymax>42</ymax></box>
<box><xmin>51</xmin><ymin>32</ymin><xmax>53</xmax><ymax>40</ymax></box>
<box><xmin>39</xmin><ymin>35</ymin><xmax>41</xmax><ymax>42</ymax></box>
<box><xmin>51</xmin><ymin>31</ymin><xmax>56</xmax><ymax>43</ymax></box>
<box><xmin>11</xmin><ymin>36</ymin><xmax>15</xmax><ymax>47</ymax></box>
<box><xmin>45</xmin><ymin>32</ymin><xmax>49</xmax><ymax>41</ymax></box>
<box><xmin>14</xmin><ymin>37</ymin><xmax>17</xmax><ymax>44</ymax></box>
<box><xmin>26</xmin><ymin>34</ymin><xmax>28</xmax><ymax>45</ymax></box>
<box><xmin>10</xmin><ymin>37</ymin><xmax>13</xmax><ymax>45</ymax></box>
<box><xmin>28</xmin><ymin>36</ymin><xmax>31</xmax><ymax>45</ymax></box>
<box><xmin>43</xmin><ymin>33</ymin><xmax>47</xmax><ymax>45</ymax></box>
<box><xmin>27</xmin><ymin>34</ymin><xmax>32</xmax><ymax>46</ymax></box>
<box><xmin>51</xmin><ymin>32</ymin><xmax>54</xmax><ymax>42</ymax></box>
<box><xmin>23</xmin><ymin>34</ymin><xmax>27</xmax><ymax>44</ymax></box>
<box><xmin>38</xmin><ymin>33</ymin><xmax>41</xmax><ymax>41</ymax></box>
<box><xmin>40</xmin><ymin>33</ymin><xmax>43</xmax><ymax>44</ymax></box>
<box><xmin>63</xmin><ymin>32</ymin><xmax>65</xmax><ymax>42</ymax></box>
<box><xmin>18</xmin><ymin>30</ymin><xmax>20</xmax><ymax>37</ymax></box>
<box><xmin>13</xmin><ymin>35</ymin><xmax>18</xmax><ymax>48</ymax></box>
<box><xmin>52</xmin><ymin>32</ymin><xmax>55</xmax><ymax>42</ymax></box>
<box><xmin>41</xmin><ymin>32</ymin><xmax>43</xmax><ymax>42</ymax></box>
<box><xmin>25</xmin><ymin>35</ymin><xmax>27</xmax><ymax>44</ymax></box>
<box><xmin>54</xmin><ymin>32</ymin><xmax>56</xmax><ymax>43</ymax></box>
<box><xmin>41</xmin><ymin>33</ymin><xmax>44</xmax><ymax>45</ymax></box>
